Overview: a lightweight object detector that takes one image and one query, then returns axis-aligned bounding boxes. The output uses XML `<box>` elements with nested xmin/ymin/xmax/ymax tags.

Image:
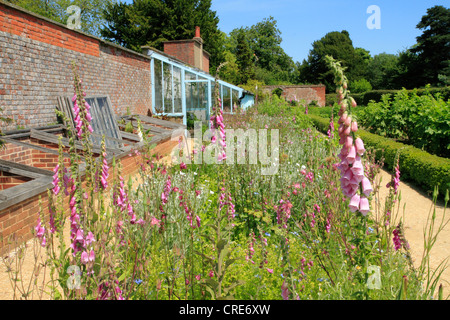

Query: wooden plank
<box><xmin>0</xmin><ymin>176</ymin><xmax>53</xmax><ymax>212</ymax></box>
<box><xmin>99</xmin><ymin>96</ymin><xmax>122</xmax><ymax>147</ymax></box>
<box><xmin>30</xmin><ymin>129</ymin><xmax>122</xmax><ymax>155</ymax></box>
<box><xmin>119</xmin><ymin>131</ymin><xmax>142</xmax><ymax>142</ymax></box>
<box><xmin>58</xmin><ymin>95</ymin><xmax>124</xmax><ymax>149</ymax></box>
<box><xmin>117</xmin><ymin>120</ymin><xmax>169</xmax><ymax>135</ymax></box>
<box><xmin>0</xmin><ymin>165</ymin><xmax>46</xmax><ymax>180</ymax></box>
<box><xmin>0</xmin><ymin>159</ymin><xmax>53</xmax><ymax>177</ymax></box>
<box><xmin>90</xmin><ymin>132</ymin><xmax>138</xmax><ymax>147</ymax></box>
<box><xmin>3</xmin><ymin>125</ymin><xmax>64</xmax><ymax>140</ymax></box>
<box><xmin>56</xmin><ymin>96</ymin><xmax>76</xmax><ymax>138</ymax></box>
<box><xmin>132</xmin><ymin>114</ymin><xmax>186</xmax><ymax>129</ymax></box>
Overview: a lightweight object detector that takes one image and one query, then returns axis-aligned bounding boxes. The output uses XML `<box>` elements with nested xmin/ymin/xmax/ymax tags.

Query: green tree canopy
<box><xmin>234</xmin><ymin>29</ymin><xmax>255</xmax><ymax>84</ymax></box>
<box><xmin>101</xmin><ymin>0</ymin><xmax>224</xmax><ymax>72</ymax></box>
<box><xmin>299</xmin><ymin>30</ymin><xmax>367</xmax><ymax>92</ymax></box>
<box><xmin>367</xmin><ymin>53</ymin><xmax>400</xmax><ymax>89</ymax></box>
<box><xmin>225</xmin><ymin>17</ymin><xmax>297</xmax><ymax>85</ymax></box>
<box><xmin>410</xmin><ymin>5</ymin><xmax>450</xmax><ymax>86</ymax></box>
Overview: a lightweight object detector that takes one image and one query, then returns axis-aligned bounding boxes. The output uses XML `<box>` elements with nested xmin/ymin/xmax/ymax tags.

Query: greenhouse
<box><xmin>144</xmin><ymin>47</ymin><xmax>254</xmax><ymax>127</ymax></box>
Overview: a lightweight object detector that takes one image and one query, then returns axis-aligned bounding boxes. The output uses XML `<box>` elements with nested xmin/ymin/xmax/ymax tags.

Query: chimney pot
<box><xmin>195</xmin><ymin>26</ymin><xmax>201</xmax><ymax>38</ymax></box>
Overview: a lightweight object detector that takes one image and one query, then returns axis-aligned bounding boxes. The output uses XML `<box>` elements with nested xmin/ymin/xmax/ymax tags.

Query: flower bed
<box><xmin>3</xmin><ymin>60</ymin><xmax>447</xmax><ymax>301</ymax></box>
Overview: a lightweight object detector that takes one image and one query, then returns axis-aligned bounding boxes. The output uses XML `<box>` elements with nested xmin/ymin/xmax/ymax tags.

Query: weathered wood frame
<box><xmin>0</xmin><ymin>111</ymin><xmax>186</xmax><ymax>212</ymax></box>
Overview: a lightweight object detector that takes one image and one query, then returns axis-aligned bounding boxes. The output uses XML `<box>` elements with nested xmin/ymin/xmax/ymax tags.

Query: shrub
<box><xmin>362</xmin><ymin>87</ymin><xmax>450</xmax><ymax>105</ymax></box>
<box><xmin>356</xmin><ymin>88</ymin><xmax>450</xmax><ymax>158</ymax></box>
<box><xmin>308</xmin><ymin>114</ymin><xmax>450</xmax><ymax>197</ymax></box>
<box><xmin>349</xmin><ymin>78</ymin><xmax>372</xmax><ymax>93</ymax></box>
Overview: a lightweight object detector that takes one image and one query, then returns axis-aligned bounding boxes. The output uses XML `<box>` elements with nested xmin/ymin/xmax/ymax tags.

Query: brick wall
<box><xmin>163</xmin><ymin>39</ymin><xmax>210</xmax><ymax>73</ymax></box>
<box><xmin>263</xmin><ymin>85</ymin><xmax>326</xmax><ymax>107</ymax></box>
<box><xmin>0</xmin><ymin>171</ymin><xmax>31</xmax><ymax>190</ymax></box>
<box><xmin>0</xmin><ymin>137</ymin><xmax>71</xmax><ymax>169</ymax></box>
<box><xmin>164</xmin><ymin>40</ymin><xmax>196</xmax><ymax>67</ymax></box>
<box><xmin>0</xmin><ymin>2</ymin><xmax>152</xmax><ymax>131</ymax></box>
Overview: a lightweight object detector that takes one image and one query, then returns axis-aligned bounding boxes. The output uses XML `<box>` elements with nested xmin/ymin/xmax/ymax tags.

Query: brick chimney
<box><xmin>163</xmin><ymin>27</ymin><xmax>210</xmax><ymax>73</ymax></box>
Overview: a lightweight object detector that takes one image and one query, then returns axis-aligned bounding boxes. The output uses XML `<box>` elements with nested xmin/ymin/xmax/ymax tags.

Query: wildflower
<box><xmin>52</xmin><ymin>164</ymin><xmax>60</xmax><ymax>195</ymax></box>
<box><xmin>267</xmin><ymin>268</ymin><xmax>274</xmax><ymax>274</ymax></box>
<box><xmin>134</xmin><ymin>279</ymin><xmax>143</xmax><ymax>285</ymax></box>
<box><xmin>100</xmin><ymin>150</ymin><xmax>109</xmax><ymax>190</ymax></box>
<box><xmin>359</xmin><ymin>196</ymin><xmax>370</xmax><ymax>216</ymax></box>
<box><xmin>161</xmin><ymin>176</ymin><xmax>172</xmax><ymax>206</ymax></box>
<box><xmin>361</xmin><ymin>177</ymin><xmax>373</xmax><ymax>197</ymax></box>
<box><xmin>393</xmin><ymin>227</ymin><xmax>402</xmax><ymax>251</ymax></box>
<box><xmin>35</xmin><ymin>217</ymin><xmax>46</xmax><ymax>247</ymax></box>
<box><xmin>387</xmin><ymin>162</ymin><xmax>401</xmax><ymax>194</ymax></box>
<box><xmin>85</xmin><ymin>231</ymin><xmax>95</xmax><ymax>246</ymax></box>
<box><xmin>281</xmin><ymin>281</ymin><xmax>290</xmax><ymax>300</ymax></box>
<box><xmin>326</xmin><ymin>56</ymin><xmax>372</xmax><ymax>215</ymax></box>
<box><xmin>81</xmin><ymin>251</ymin><xmax>89</xmax><ymax>264</ymax></box>
<box><xmin>180</xmin><ymin>162</ymin><xmax>187</xmax><ymax>170</ymax></box>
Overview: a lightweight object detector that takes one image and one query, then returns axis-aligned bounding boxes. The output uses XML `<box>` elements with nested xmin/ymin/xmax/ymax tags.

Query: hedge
<box><xmin>325</xmin><ymin>87</ymin><xmax>450</xmax><ymax>107</ymax></box>
<box><xmin>362</xmin><ymin>87</ymin><xmax>450</xmax><ymax>105</ymax></box>
<box><xmin>308</xmin><ymin>114</ymin><xmax>450</xmax><ymax>198</ymax></box>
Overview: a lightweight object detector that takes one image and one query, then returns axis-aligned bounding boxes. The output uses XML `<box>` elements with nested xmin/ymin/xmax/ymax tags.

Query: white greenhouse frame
<box><xmin>145</xmin><ymin>49</ymin><xmax>254</xmax><ymax>127</ymax></box>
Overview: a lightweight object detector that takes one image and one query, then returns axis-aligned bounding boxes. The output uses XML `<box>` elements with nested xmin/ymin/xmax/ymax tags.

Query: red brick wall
<box><xmin>263</xmin><ymin>85</ymin><xmax>326</xmax><ymax>107</ymax></box>
<box><xmin>0</xmin><ymin>138</ymin><xmax>71</xmax><ymax>170</ymax></box>
<box><xmin>0</xmin><ymin>4</ymin><xmax>100</xmax><ymax>57</ymax></box>
<box><xmin>0</xmin><ymin>171</ymin><xmax>32</xmax><ymax>190</ymax></box>
<box><xmin>0</xmin><ymin>2</ymin><xmax>152</xmax><ymax>131</ymax></box>
<box><xmin>164</xmin><ymin>41</ymin><xmax>196</xmax><ymax>67</ymax></box>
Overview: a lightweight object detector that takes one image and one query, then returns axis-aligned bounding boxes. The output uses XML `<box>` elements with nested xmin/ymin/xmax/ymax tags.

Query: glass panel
<box><xmin>211</xmin><ymin>82</ymin><xmax>218</xmax><ymax>108</ymax></box>
<box><xmin>185</xmin><ymin>71</ymin><xmax>196</xmax><ymax>81</ymax></box>
<box><xmin>232</xmin><ymin>89</ymin><xmax>240</xmax><ymax>111</ymax></box>
<box><xmin>222</xmin><ymin>85</ymin><xmax>231</xmax><ymax>112</ymax></box>
<box><xmin>154</xmin><ymin>59</ymin><xmax>163</xmax><ymax>114</ymax></box>
<box><xmin>163</xmin><ymin>63</ymin><xmax>173</xmax><ymax>113</ymax></box>
<box><xmin>186</xmin><ymin>82</ymin><xmax>195</xmax><ymax>111</ymax></box>
<box><xmin>199</xmin><ymin>82</ymin><xmax>208</xmax><ymax>109</ymax></box>
<box><xmin>173</xmin><ymin>66</ymin><xmax>182</xmax><ymax>113</ymax></box>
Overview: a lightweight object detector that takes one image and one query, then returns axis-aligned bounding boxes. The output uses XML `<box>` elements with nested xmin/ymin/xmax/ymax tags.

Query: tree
<box><xmin>367</xmin><ymin>53</ymin><xmax>400</xmax><ymax>89</ymax></box>
<box><xmin>235</xmin><ymin>29</ymin><xmax>255</xmax><ymax>84</ymax></box>
<box><xmin>101</xmin><ymin>0</ymin><xmax>225</xmax><ymax>72</ymax></box>
<box><xmin>410</xmin><ymin>5</ymin><xmax>450</xmax><ymax>86</ymax></box>
<box><xmin>299</xmin><ymin>30</ymin><xmax>366</xmax><ymax>92</ymax></box>
<box><xmin>225</xmin><ymin>17</ymin><xmax>296</xmax><ymax>85</ymax></box>
<box><xmin>218</xmin><ymin>51</ymin><xmax>240</xmax><ymax>85</ymax></box>
<box><xmin>393</xmin><ymin>49</ymin><xmax>424</xmax><ymax>89</ymax></box>
<box><xmin>6</xmin><ymin>0</ymin><xmax>114</xmax><ymax>37</ymax></box>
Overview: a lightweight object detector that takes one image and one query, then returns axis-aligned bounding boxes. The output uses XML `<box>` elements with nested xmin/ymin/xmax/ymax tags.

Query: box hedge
<box><xmin>308</xmin><ymin>114</ymin><xmax>450</xmax><ymax>198</ymax></box>
<box><xmin>325</xmin><ymin>87</ymin><xmax>450</xmax><ymax>107</ymax></box>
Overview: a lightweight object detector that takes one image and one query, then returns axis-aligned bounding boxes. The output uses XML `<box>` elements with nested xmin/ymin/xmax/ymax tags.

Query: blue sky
<box><xmin>122</xmin><ymin>0</ymin><xmax>449</xmax><ymax>63</ymax></box>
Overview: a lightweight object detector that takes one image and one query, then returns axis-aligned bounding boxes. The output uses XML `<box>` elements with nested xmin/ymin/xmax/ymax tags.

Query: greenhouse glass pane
<box><xmin>173</xmin><ymin>66</ymin><xmax>182</xmax><ymax>113</ymax></box>
<box><xmin>163</xmin><ymin>63</ymin><xmax>173</xmax><ymax>113</ymax></box>
<box><xmin>223</xmin><ymin>85</ymin><xmax>231</xmax><ymax>112</ymax></box>
<box><xmin>232</xmin><ymin>89</ymin><xmax>240</xmax><ymax>110</ymax></box>
<box><xmin>154</xmin><ymin>59</ymin><xmax>163</xmax><ymax>113</ymax></box>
